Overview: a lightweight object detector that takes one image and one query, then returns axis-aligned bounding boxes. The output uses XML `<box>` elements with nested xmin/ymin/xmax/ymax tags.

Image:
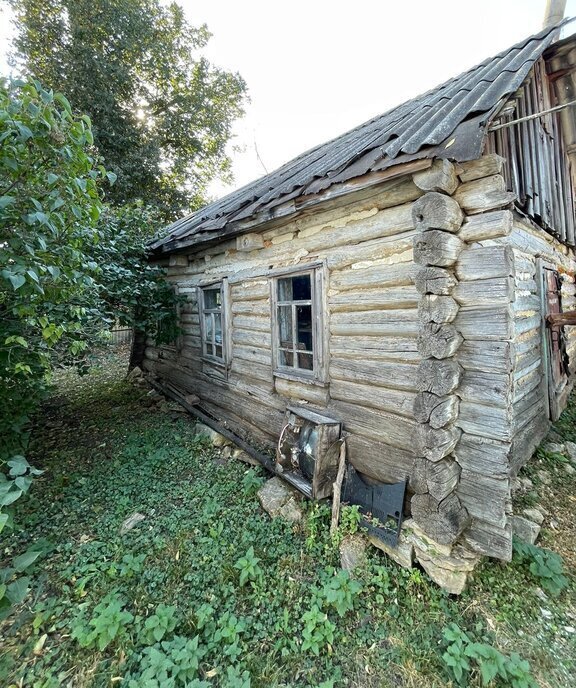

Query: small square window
<box><xmin>200</xmin><ymin>284</ymin><xmax>227</xmax><ymax>363</ymax></box>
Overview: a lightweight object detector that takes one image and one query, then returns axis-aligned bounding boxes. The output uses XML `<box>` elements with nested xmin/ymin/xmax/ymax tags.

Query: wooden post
<box><xmin>330</xmin><ymin>438</ymin><xmax>348</xmax><ymax>536</ymax></box>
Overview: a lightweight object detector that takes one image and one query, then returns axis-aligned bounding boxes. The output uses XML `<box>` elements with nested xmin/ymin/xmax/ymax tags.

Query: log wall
<box><xmin>145</xmin><ymin>152</ymin><xmax>576</xmax><ymax>566</ymax></box>
<box><xmin>145</xmin><ymin>176</ymin><xmax>425</xmax><ymax>488</ymax></box>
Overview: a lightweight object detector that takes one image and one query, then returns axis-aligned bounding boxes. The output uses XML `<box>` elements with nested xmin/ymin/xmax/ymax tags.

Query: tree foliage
<box><xmin>0</xmin><ymin>79</ymin><xmax>181</xmax><ymax>459</ymax></box>
<box><xmin>0</xmin><ymin>78</ymin><xmax>107</xmax><ymax>454</ymax></box>
<box><xmin>9</xmin><ymin>0</ymin><xmax>247</xmax><ymax>218</ymax></box>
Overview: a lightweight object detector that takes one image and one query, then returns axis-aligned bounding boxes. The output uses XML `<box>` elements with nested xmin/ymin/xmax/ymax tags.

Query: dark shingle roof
<box><xmin>151</xmin><ymin>21</ymin><xmax>566</xmax><ymax>254</ymax></box>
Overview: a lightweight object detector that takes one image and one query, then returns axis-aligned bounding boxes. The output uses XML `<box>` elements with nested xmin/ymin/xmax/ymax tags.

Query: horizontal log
<box><xmin>454</xmin><ymin>433</ymin><xmax>510</xmax><ymax>476</ymax></box>
<box><xmin>413</xmin><ymin>160</ymin><xmax>459</xmax><ymax>195</ymax></box>
<box><xmin>233</xmin><ymin>344</ymin><xmax>272</xmax><ymax>366</ymax></box>
<box><xmin>457</xmin><ymin>153</ymin><xmax>504</xmax><ymax>183</ymax></box>
<box><xmin>457</xmin><ymin>470</ymin><xmax>510</xmax><ymax>529</ymax></box>
<box><xmin>329</xmin><ymin>286</ymin><xmax>419</xmax><ymax>311</ymax></box>
<box><xmin>413</xmin><ymin>230</ymin><xmax>463</xmax><ymax>267</ymax></box>
<box><xmin>236</xmin><ymin>233</ymin><xmax>264</xmax><ymax>251</ymax></box>
<box><xmin>326</xmin><ymin>232</ymin><xmax>415</xmax><ymax>270</ymax></box>
<box><xmin>418</xmin><ymin>295</ymin><xmax>459</xmax><ymax>324</ymax></box>
<box><xmin>455</xmin><ymin>245</ymin><xmax>514</xmax><ymax>281</ymax></box>
<box><xmin>453</xmin><ymin>174</ymin><xmax>516</xmax><ymax>214</ymax></box>
<box><xmin>330</xmin><ymin>309</ymin><xmax>418</xmax><ymax>337</ymax></box>
<box><xmin>509</xmin><ymin>415</ymin><xmax>549</xmax><ymax>474</ymax></box>
<box><xmin>232</xmin><ymin>301</ymin><xmax>270</xmax><ymax>316</ymax></box>
<box><xmin>458</xmin><ymin>370</ymin><xmax>510</xmax><ymax>408</ymax></box>
<box><xmin>330</xmin><ymin>358</ymin><xmax>418</xmax><ymax>392</ymax></box>
<box><xmin>330</xmin><ymin>379</ymin><xmax>415</xmax><ymax>417</ymax></box>
<box><xmin>233</xmin><ymin>329</ymin><xmax>272</xmax><ymax>349</ymax></box>
<box><xmin>411</xmin><ymin>493</ymin><xmax>470</xmax><ymax>545</ymax></box>
<box><xmin>413</xmin><ymin>392</ymin><xmax>459</xmax><ymax>428</ymax></box>
<box><xmin>456</xmin><ymin>339</ymin><xmax>513</xmax><ymax>373</ymax></box>
<box><xmin>329</xmin><ymin>262</ymin><xmax>416</xmax><ymax>291</ymax></box>
<box><xmin>232</xmin><ymin>315</ymin><xmax>270</xmax><ymax>332</ymax></box>
<box><xmin>458</xmin><ymin>209</ymin><xmax>513</xmax><ymax>242</ymax></box>
<box><xmin>456</xmin><ymin>400</ymin><xmax>511</xmax><ymax>441</ymax></box>
<box><xmin>416</xmin><ymin>359</ymin><xmax>462</xmax><ymax>396</ymax></box>
<box><xmin>330</xmin><ymin>339</ymin><xmax>420</xmax><ymax>362</ymax></box>
<box><xmin>346</xmin><ymin>435</ymin><xmax>416</xmax><ymax>486</ymax></box>
<box><xmin>330</xmin><ymin>399</ymin><xmax>417</xmax><ymax>451</ymax></box>
<box><xmin>274</xmin><ymin>376</ymin><xmax>329</xmax><ymax>407</ymax></box>
<box><xmin>455</xmin><ymin>307</ymin><xmax>512</xmax><ymax>342</ymax></box>
<box><xmin>412</xmin><ymin>192</ymin><xmax>463</xmax><ymax>233</ymax></box>
<box><xmin>417</xmin><ymin>323</ymin><xmax>463</xmax><ymax>358</ymax></box>
<box><xmin>414</xmin><ymin>266</ymin><xmax>457</xmax><ymax>295</ymax></box>
<box><xmin>413</xmin><ymin>423</ymin><xmax>461</xmax><ymax>461</ymax></box>
<box><xmin>230</xmin><ymin>279</ymin><xmax>269</xmax><ymax>301</ymax></box>
<box><xmin>230</xmin><ymin>358</ymin><xmax>274</xmax><ymax>385</ymax></box>
<box><xmin>452</xmin><ymin>277</ymin><xmax>513</xmax><ymax>307</ymax></box>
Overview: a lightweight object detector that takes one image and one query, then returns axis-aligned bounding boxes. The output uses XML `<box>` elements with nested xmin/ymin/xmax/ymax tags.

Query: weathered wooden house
<box><xmin>145</xmin><ymin>20</ymin><xmax>576</xmax><ymax>587</ymax></box>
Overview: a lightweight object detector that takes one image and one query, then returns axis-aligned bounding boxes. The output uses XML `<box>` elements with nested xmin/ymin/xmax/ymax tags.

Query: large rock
<box><xmin>415</xmin><ymin>544</ymin><xmax>480</xmax><ymax>595</ymax></box>
<box><xmin>522</xmin><ymin>508</ymin><xmax>544</xmax><ymax>526</ymax></box>
<box><xmin>195</xmin><ymin>423</ymin><xmax>232</xmax><ymax>448</ymax></box>
<box><xmin>340</xmin><ymin>534</ymin><xmax>367</xmax><ymax>571</ymax></box>
<box><xmin>511</xmin><ymin>515</ymin><xmax>541</xmax><ymax>545</ymax></box>
<box><xmin>232</xmin><ymin>447</ymin><xmax>260</xmax><ymax>467</ymax></box>
<box><xmin>119</xmin><ymin>512</ymin><xmax>146</xmax><ymax>535</ymax></box>
<box><xmin>257</xmin><ymin>477</ymin><xmax>303</xmax><ymax>523</ymax></box>
<box><xmin>564</xmin><ymin>441</ymin><xmax>576</xmax><ymax>464</ymax></box>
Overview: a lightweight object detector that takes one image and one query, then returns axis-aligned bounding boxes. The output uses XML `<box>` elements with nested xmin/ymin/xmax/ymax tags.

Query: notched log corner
<box><xmin>417</xmin><ymin>323</ymin><xmax>463</xmax><ymax>359</ymax></box>
<box><xmin>413</xmin><ymin>159</ymin><xmax>459</xmax><ymax>196</ymax></box>
<box><xmin>415</xmin><ymin>266</ymin><xmax>458</xmax><ymax>295</ymax></box>
<box><xmin>413</xmin><ymin>392</ymin><xmax>459</xmax><ymax>429</ymax></box>
<box><xmin>416</xmin><ymin>359</ymin><xmax>462</xmax><ymax>396</ymax></box>
<box><xmin>411</xmin><ymin>492</ymin><xmax>470</xmax><ymax>545</ymax></box>
<box><xmin>412</xmin><ymin>192</ymin><xmax>464</xmax><ymax>233</ymax></box>
<box><xmin>413</xmin><ymin>230</ymin><xmax>463</xmax><ymax>267</ymax></box>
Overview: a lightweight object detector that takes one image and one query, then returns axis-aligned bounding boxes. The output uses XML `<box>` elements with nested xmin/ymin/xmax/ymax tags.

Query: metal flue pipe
<box><xmin>543</xmin><ymin>0</ymin><xmax>567</xmax><ymax>28</ymax></box>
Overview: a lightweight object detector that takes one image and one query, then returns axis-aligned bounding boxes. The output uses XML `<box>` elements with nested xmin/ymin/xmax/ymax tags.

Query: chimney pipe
<box><xmin>543</xmin><ymin>0</ymin><xmax>567</xmax><ymax>29</ymax></box>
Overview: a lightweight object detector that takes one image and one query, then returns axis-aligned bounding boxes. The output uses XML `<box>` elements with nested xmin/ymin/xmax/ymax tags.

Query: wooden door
<box><xmin>541</xmin><ymin>266</ymin><xmax>570</xmax><ymax>420</ymax></box>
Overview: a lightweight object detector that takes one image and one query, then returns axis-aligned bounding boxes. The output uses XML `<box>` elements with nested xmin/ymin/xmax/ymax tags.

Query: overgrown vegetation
<box><xmin>1</xmin><ymin>352</ymin><xmax>574</xmax><ymax>687</ymax></box>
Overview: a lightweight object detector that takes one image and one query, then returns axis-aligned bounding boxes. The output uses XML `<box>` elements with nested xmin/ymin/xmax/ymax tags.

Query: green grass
<box><xmin>1</xmin><ymin>350</ymin><xmax>575</xmax><ymax>687</ymax></box>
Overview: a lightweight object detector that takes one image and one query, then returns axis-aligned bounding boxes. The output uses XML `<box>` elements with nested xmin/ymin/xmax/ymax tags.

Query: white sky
<box><xmin>2</xmin><ymin>0</ymin><xmax>576</xmax><ymax>199</ymax></box>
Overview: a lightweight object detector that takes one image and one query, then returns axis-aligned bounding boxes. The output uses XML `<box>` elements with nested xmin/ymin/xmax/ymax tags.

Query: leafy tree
<box><xmin>9</xmin><ymin>0</ymin><xmax>247</xmax><ymax>219</ymax></box>
<box><xmin>0</xmin><ymin>77</ymin><xmax>107</xmax><ymax>456</ymax></box>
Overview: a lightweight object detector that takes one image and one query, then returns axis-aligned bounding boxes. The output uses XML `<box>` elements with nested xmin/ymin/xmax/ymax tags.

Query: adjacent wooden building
<box><xmin>145</xmin><ymin>22</ymin><xmax>576</xmax><ymax>575</ymax></box>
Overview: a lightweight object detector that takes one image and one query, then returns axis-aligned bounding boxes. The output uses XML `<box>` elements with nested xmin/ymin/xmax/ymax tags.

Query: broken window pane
<box><xmin>278</xmin><ymin>304</ymin><xmax>292</xmax><ymax>346</ymax></box>
<box><xmin>204</xmin><ymin>288</ymin><xmax>221</xmax><ymax>309</ymax></box>
<box><xmin>296</xmin><ymin>305</ymin><xmax>313</xmax><ymax>352</ymax></box>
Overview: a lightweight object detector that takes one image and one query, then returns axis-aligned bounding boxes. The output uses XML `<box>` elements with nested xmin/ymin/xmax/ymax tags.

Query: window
<box><xmin>272</xmin><ymin>268</ymin><xmax>325</xmax><ymax>380</ymax></box>
<box><xmin>200</xmin><ymin>283</ymin><xmax>226</xmax><ymax>362</ymax></box>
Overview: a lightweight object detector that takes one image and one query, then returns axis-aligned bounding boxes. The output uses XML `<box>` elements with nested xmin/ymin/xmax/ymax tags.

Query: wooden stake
<box><xmin>330</xmin><ymin>438</ymin><xmax>348</xmax><ymax>536</ymax></box>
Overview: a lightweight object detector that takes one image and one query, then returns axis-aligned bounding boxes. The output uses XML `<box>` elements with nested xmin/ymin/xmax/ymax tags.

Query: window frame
<box><xmin>270</xmin><ymin>265</ymin><xmax>327</xmax><ymax>384</ymax></box>
<box><xmin>198</xmin><ymin>281</ymin><xmax>228</xmax><ymax>366</ymax></box>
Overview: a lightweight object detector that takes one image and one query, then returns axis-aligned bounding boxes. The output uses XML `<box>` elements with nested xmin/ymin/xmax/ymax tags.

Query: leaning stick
<box><xmin>330</xmin><ymin>438</ymin><xmax>347</xmax><ymax>536</ymax></box>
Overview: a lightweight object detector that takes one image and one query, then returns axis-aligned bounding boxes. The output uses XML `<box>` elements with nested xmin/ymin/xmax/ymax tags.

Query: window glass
<box><xmin>201</xmin><ymin>284</ymin><xmax>225</xmax><ymax>362</ymax></box>
<box><xmin>275</xmin><ymin>273</ymin><xmax>316</xmax><ymax>374</ymax></box>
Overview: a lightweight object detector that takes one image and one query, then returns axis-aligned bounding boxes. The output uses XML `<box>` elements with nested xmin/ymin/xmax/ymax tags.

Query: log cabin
<box><xmin>144</xmin><ymin>18</ymin><xmax>576</xmax><ymax>587</ymax></box>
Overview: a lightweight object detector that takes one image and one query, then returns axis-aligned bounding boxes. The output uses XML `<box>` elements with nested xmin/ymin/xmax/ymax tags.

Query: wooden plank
<box><xmin>458</xmin><ymin>469</ymin><xmax>510</xmax><ymax>528</ymax></box>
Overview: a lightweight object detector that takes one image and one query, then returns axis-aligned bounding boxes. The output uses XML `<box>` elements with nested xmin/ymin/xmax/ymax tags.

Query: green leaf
<box><xmin>6</xmin><ymin>577</ymin><xmax>30</xmax><ymax>604</ymax></box>
<box><xmin>0</xmin><ymin>196</ymin><xmax>14</xmax><ymax>208</ymax></box>
<box><xmin>7</xmin><ymin>455</ymin><xmax>30</xmax><ymax>476</ymax></box>
<box><xmin>0</xmin><ymin>489</ymin><xmax>23</xmax><ymax>507</ymax></box>
<box><xmin>8</xmin><ymin>274</ymin><xmax>26</xmax><ymax>290</ymax></box>
<box><xmin>0</xmin><ymin>514</ymin><xmax>8</xmax><ymax>534</ymax></box>
<box><xmin>13</xmin><ymin>548</ymin><xmax>41</xmax><ymax>572</ymax></box>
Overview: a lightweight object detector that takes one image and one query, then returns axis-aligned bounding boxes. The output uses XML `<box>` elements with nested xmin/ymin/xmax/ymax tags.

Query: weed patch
<box><xmin>0</xmin><ymin>352</ymin><xmax>575</xmax><ymax>687</ymax></box>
